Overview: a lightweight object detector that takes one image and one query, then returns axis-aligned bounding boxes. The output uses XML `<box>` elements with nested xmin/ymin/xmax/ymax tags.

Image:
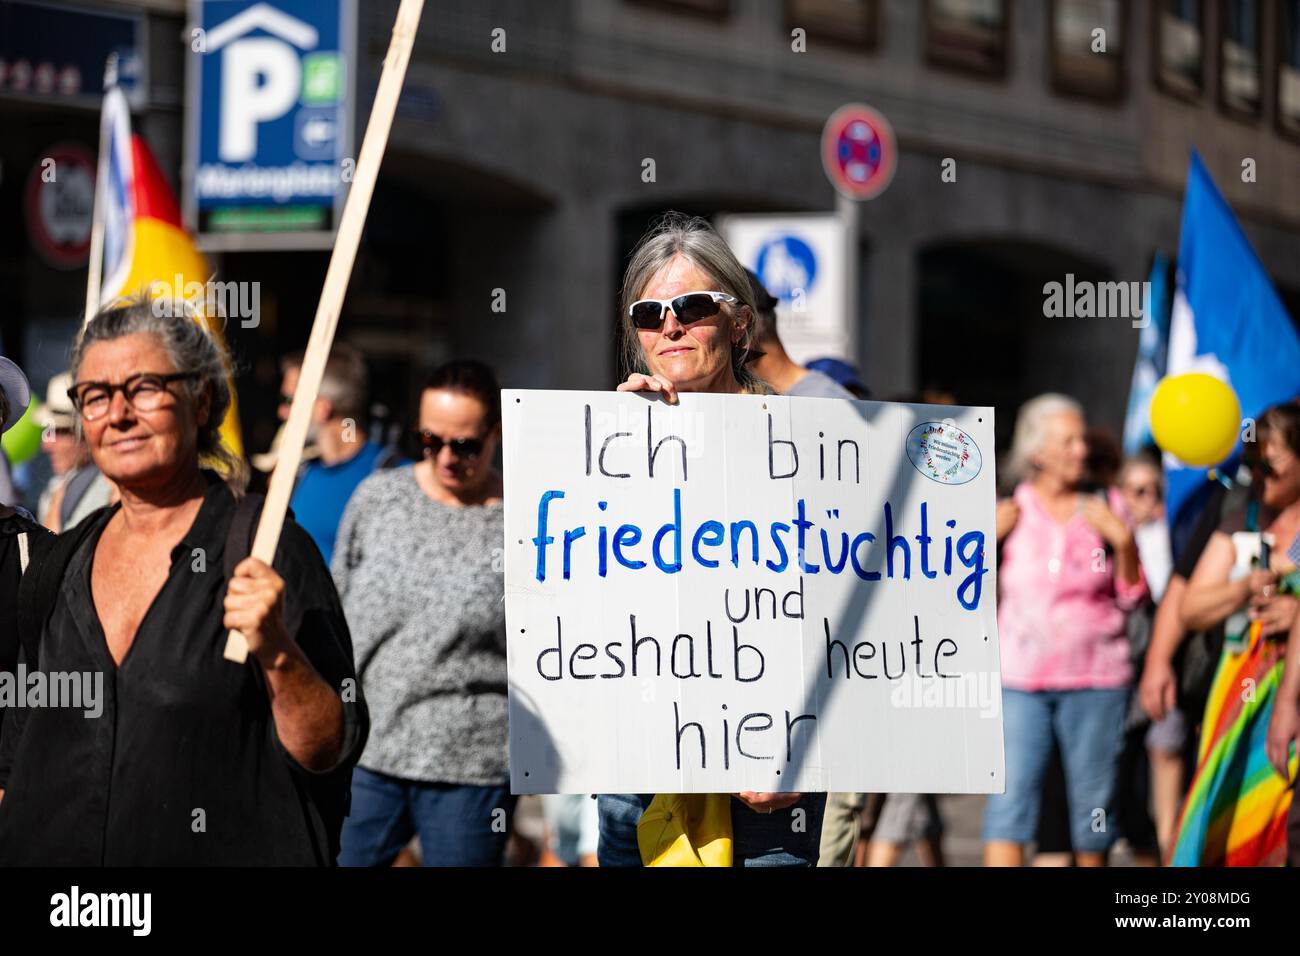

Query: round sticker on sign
<box><xmin>906</xmin><ymin>421</ymin><xmax>982</xmax><ymax>486</ymax></box>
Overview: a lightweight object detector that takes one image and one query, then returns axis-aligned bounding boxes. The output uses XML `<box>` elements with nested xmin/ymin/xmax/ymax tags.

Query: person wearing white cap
<box><xmin>36</xmin><ymin>372</ymin><xmax>114</xmax><ymax>532</ymax></box>
<box><xmin>0</xmin><ymin>355</ymin><xmax>54</xmax><ymax>751</ymax></box>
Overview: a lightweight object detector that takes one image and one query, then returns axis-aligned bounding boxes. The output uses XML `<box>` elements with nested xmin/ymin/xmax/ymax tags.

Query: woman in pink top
<box><xmin>983</xmin><ymin>394</ymin><xmax>1146</xmax><ymax>867</ymax></box>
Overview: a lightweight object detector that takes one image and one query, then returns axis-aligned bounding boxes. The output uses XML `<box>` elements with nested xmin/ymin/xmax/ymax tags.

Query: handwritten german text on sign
<box><xmin>503</xmin><ymin>391</ymin><xmax>1005</xmax><ymax>794</ymax></box>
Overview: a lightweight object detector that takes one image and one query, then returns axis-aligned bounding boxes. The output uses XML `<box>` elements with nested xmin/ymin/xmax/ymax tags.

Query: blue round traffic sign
<box><xmin>755</xmin><ymin>234</ymin><xmax>817</xmax><ymax>302</ymax></box>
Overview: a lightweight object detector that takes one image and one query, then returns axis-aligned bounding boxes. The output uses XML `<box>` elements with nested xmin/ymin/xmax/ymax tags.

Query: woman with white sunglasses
<box><xmin>599</xmin><ymin>211</ymin><xmax>827</xmax><ymax>867</ymax></box>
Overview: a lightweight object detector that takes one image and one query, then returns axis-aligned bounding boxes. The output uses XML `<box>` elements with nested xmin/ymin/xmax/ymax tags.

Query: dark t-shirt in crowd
<box><xmin>1173</xmin><ymin>481</ymin><xmax>1270</xmax><ymax>580</ymax></box>
<box><xmin>0</xmin><ymin>477</ymin><xmax>368</xmax><ymax>865</ymax></box>
<box><xmin>0</xmin><ymin>511</ymin><xmax>52</xmax><ymax>746</ymax></box>
<box><xmin>1173</xmin><ymin>483</ymin><xmax>1226</xmax><ymax>580</ymax></box>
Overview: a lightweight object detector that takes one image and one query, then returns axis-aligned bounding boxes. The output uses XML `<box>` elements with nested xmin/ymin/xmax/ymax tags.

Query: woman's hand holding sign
<box><xmin>618</xmin><ymin>372</ymin><xmax>679</xmax><ymax>405</ymax></box>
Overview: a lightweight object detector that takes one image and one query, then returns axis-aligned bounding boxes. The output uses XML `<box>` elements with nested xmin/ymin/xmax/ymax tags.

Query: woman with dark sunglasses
<box><xmin>599</xmin><ymin>211</ymin><xmax>826</xmax><ymax>867</ymax></box>
<box><xmin>332</xmin><ymin>359</ymin><xmax>516</xmax><ymax>866</ymax></box>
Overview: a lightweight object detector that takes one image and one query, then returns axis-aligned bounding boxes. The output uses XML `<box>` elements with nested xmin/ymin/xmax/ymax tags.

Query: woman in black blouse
<box><xmin>0</xmin><ymin>298</ymin><xmax>367</xmax><ymax>865</ymax></box>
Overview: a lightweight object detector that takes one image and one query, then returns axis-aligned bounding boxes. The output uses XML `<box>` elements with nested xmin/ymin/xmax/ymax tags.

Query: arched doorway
<box><xmin>917</xmin><ymin>239</ymin><xmax>1133</xmax><ymax>472</ymax></box>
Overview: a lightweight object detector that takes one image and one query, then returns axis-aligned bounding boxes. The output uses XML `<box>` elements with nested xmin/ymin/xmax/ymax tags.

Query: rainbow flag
<box><xmin>1170</xmin><ymin>621</ymin><xmax>1297</xmax><ymax>866</ymax></box>
<box><xmin>95</xmin><ymin>85</ymin><xmax>244</xmax><ymax>457</ymax></box>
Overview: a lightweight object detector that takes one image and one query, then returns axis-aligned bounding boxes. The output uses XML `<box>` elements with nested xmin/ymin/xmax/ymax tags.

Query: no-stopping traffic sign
<box><xmin>821</xmin><ymin>102</ymin><xmax>896</xmax><ymax>202</ymax></box>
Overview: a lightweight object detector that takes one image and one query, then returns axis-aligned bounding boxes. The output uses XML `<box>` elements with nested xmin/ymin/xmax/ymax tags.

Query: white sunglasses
<box><xmin>629</xmin><ymin>291</ymin><xmax>738</xmax><ymax>330</ymax></box>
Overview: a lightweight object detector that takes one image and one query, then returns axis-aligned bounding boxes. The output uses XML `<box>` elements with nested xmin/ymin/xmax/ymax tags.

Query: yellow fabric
<box><xmin>109</xmin><ymin>217</ymin><xmax>245</xmax><ymax>458</ymax></box>
<box><xmin>637</xmin><ymin>793</ymin><xmax>733</xmax><ymax>867</ymax></box>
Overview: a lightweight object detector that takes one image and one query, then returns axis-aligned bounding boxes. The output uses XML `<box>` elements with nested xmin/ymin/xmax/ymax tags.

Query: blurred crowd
<box><xmin>0</xmin><ymin>213</ymin><xmax>1296</xmax><ymax>868</ymax></box>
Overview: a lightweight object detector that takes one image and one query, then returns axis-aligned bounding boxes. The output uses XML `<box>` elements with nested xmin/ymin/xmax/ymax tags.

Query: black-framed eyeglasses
<box><xmin>628</xmin><ymin>291</ymin><xmax>737</xmax><ymax>331</ymax></box>
<box><xmin>416</xmin><ymin>429</ymin><xmax>486</xmax><ymax>460</ymax></box>
<box><xmin>69</xmin><ymin>372</ymin><xmax>199</xmax><ymax>422</ymax></box>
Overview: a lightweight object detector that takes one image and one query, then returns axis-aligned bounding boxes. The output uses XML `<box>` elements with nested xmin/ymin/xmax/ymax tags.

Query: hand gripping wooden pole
<box><xmin>224</xmin><ymin>0</ymin><xmax>425</xmax><ymax>662</ymax></box>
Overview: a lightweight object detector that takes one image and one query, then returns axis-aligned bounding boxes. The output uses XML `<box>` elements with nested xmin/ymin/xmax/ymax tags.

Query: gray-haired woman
<box><xmin>599</xmin><ymin>212</ymin><xmax>826</xmax><ymax>867</ymax></box>
<box><xmin>984</xmin><ymin>393</ymin><xmax>1145</xmax><ymax>867</ymax></box>
<box><xmin>0</xmin><ymin>297</ymin><xmax>367</xmax><ymax>865</ymax></box>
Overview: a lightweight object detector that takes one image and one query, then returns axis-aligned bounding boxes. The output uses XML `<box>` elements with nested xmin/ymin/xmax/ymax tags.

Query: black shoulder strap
<box><xmin>16</xmin><ymin>507</ymin><xmax>108</xmax><ymax>665</ymax></box>
<box><xmin>224</xmin><ymin>493</ymin><xmax>266</xmax><ymax>579</ymax></box>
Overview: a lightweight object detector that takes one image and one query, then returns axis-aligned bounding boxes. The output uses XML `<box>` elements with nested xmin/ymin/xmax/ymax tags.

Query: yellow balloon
<box><xmin>1149</xmin><ymin>373</ymin><xmax>1241</xmax><ymax>467</ymax></box>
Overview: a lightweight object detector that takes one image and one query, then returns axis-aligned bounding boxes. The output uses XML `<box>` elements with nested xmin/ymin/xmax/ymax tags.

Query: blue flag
<box><xmin>1123</xmin><ymin>253</ymin><xmax>1171</xmax><ymax>455</ymax></box>
<box><xmin>1164</xmin><ymin>152</ymin><xmax>1300</xmax><ymax>559</ymax></box>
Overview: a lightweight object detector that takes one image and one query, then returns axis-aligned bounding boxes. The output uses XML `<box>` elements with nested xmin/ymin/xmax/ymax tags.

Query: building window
<box><xmin>1219</xmin><ymin>0</ymin><xmax>1262</xmax><ymax>117</ymax></box>
<box><xmin>924</xmin><ymin>0</ymin><xmax>1010</xmax><ymax>77</ymax></box>
<box><xmin>1277</xmin><ymin>0</ymin><xmax>1300</xmax><ymax>139</ymax></box>
<box><xmin>627</xmin><ymin>0</ymin><xmax>730</xmax><ymax>16</ymax></box>
<box><xmin>1154</xmin><ymin>0</ymin><xmax>1204</xmax><ymax>99</ymax></box>
<box><xmin>786</xmin><ymin>0</ymin><xmax>880</xmax><ymax>49</ymax></box>
<box><xmin>1050</xmin><ymin>0</ymin><xmax>1126</xmax><ymax>100</ymax></box>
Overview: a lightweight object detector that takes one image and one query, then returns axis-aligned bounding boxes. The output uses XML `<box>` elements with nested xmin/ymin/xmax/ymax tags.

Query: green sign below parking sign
<box><xmin>302</xmin><ymin>52</ymin><xmax>342</xmax><ymax>104</ymax></box>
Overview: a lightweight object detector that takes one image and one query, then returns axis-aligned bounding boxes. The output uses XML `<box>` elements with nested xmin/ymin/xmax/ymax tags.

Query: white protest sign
<box><xmin>503</xmin><ymin>390</ymin><xmax>1005</xmax><ymax>795</ymax></box>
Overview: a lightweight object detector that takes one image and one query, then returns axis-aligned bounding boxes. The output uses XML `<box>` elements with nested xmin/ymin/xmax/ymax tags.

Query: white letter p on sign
<box><xmin>220</xmin><ymin>39</ymin><xmax>301</xmax><ymax>162</ymax></box>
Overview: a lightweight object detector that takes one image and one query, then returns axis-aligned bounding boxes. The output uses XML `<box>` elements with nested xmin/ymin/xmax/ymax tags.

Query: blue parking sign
<box><xmin>185</xmin><ymin>0</ymin><xmax>356</xmax><ymax>249</ymax></box>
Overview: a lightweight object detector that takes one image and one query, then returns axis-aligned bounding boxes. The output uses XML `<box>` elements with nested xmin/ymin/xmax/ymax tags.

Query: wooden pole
<box><xmin>224</xmin><ymin>0</ymin><xmax>425</xmax><ymax>662</ymax></box>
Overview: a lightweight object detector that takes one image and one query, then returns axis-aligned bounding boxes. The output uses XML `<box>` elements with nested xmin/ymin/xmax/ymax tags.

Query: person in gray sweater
<box><xmin>333</xmin><ymin>359</ymin><xmax>512</xmax><ymax>866</ymax></box>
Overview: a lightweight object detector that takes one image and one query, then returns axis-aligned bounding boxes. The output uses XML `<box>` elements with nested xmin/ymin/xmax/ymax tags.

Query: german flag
<box><xmin>95</xmin><ymin>85</ymin><xmax>244</xmax><ymax>458</ymax></box>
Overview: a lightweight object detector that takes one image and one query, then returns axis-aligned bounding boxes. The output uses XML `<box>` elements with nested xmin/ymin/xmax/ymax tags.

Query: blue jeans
<box><xmin>982</xmin><ymin>687</ymin><xmax>1129</xmax><ymax>854</ymax></box>
<box><xmin>339</xmin><ymin>766</ymin><xmax>517</xmax><ymax>867</ymax></box>
<box><xmin>598</xmin><ymin>792</ymin><xmax>826</xmax><ymax>867</ymax></box>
